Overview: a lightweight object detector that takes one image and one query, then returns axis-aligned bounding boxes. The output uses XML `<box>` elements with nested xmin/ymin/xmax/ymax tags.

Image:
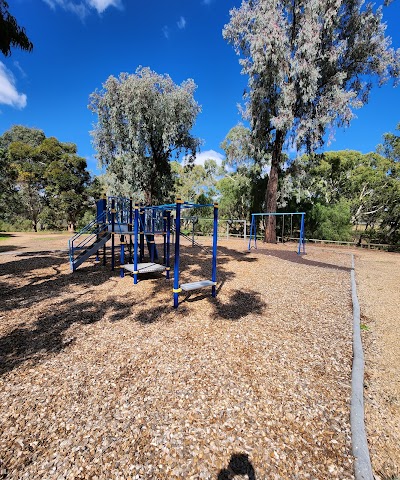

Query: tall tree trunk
<box><xmin>264</xmin><ymin>130</ymin><xmax>284</xmax><ymax>243</ymax></box>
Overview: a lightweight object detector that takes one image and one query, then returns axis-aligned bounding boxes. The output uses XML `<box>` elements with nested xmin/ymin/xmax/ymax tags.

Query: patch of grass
<box><xmin>360</xmin><ymin>323</ymin><xmax>370</xmax><ymax>332</ymax></box>
<box><xmin>0</xmin><ymin>234</ymin><xmax>13</xmax><ymax>241</ymax></box>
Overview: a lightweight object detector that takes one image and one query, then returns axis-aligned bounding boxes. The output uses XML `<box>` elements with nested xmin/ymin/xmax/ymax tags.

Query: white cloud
<box><xmin>162</xmin><ymin>25</ymin><xmax>170</xmax><ymax>39</ymax></box>
<box><xmin>87</xmin><ymin>0</ymin><xmax>122</xmax><ymax>13</ymax></box>
<box><xmin>185</xmin><ymin>149</ymin><xmax>224</xmax><ymax>167</ymax></box>
<box><xmin>0</xmin><ymin>62</ymin><xmax>27</xmax><ymax>109</ymax></box>
<box><xmin>177</xmin><ymin>16</ymin><xmax>186</xmax><ymax>29</ymax></box>
<box><xmin>42</xmin><ymin>0</ymin><xmax>121</xmax><ymax>19</ymax></box>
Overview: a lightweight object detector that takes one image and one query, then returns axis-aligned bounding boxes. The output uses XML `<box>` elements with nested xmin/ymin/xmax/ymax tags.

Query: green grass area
<box><xmin>0</xmin><ymin>234</ymin><xmax>13</xmax><ymax>241</ymax></box>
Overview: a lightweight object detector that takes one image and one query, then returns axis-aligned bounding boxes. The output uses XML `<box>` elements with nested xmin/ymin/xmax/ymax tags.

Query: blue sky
<box><xmin>1</xmin><ymin>0</ymin><xmax>399</xmax><ymax>177</ymax></box>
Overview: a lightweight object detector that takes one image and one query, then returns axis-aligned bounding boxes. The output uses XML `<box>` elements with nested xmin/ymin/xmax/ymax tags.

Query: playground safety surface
<box><xmin>0</xmin><ymin>233</ymin><xmax>399</xmax><ymax>479</ymax></box>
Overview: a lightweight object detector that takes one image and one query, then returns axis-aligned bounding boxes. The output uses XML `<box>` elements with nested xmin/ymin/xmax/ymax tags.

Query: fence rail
<box><xmin>213</xmin><ymin>230</ymin><xmax>399</xmax><ymax>252</ymax></box>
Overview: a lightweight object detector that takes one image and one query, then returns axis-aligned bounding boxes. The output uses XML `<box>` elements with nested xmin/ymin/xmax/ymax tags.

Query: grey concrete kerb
<box><xmin>350</xmin><ymin>254</ymin><xmax>374</xmax><ymax>479</ymax></box>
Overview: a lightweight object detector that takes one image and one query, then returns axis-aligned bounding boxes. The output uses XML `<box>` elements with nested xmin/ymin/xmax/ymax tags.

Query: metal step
<box><xmin>71</xmin><ymin>233</ymin><xmax>111</xmax><ymax>271</ymax></box>
<box><xmin>180</xmin><ymin>280</ymin><xmax>216</xmax><ymax>291</ymax></box>
<box><xmin>122</xmin><ymin>263</ymin><xmax>166</xmax><ymax>274</ymax></box>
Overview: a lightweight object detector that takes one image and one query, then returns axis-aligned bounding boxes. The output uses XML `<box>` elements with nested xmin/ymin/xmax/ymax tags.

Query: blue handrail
<box><xmin>68</xmin><ymin>212</ymin><xmax>108</xmax><ymax>266</ymax></box>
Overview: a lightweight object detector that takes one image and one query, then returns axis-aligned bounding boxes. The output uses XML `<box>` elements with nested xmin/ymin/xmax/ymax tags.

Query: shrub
<box><xmin>309</xmin><ymin>201</ymin><xmax>352</xmax><ymax>241</ymax></box>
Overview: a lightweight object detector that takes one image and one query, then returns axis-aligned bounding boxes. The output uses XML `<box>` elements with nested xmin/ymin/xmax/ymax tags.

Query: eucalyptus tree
<box><xmin>220</xmin><ymin>124</ymin><xmax>268</xmax><ymax>218</ymax></box>
<box><xmin>0</xmin><ymin>0</ymin><xmax>33</xmax><ymax>56</ymax></box>
<box><xmin>1</xmin><ymin>126</ymin><xmax>92</xmax><ymax>231</ymax></box>
<box><xmin>377</xmin><ymin>123</ymin><xmax>400</xmax><ymax>243</ymax></box>
<box><xmin>0</xmin><ymin>147</ymin><xmax>18</xmax><ymax>221</ymax></box>
<box><xmin>284</xmin><ymin>149</ymin><xmax>399</xmax><ymax>242</ymax></box>
<box><xmin>379</xmin><ymin>122</ymin><xmax>400</xmax><ymax>163</ymax></box>
<box><xmin>41</xmin><ymin>139</ymin><xmax>91</xmax><ymax>231</ymax></box>
<box><xmin>223</xmin><ymin>0</ymin><xmax>399</xmax><ymax>242</ymax></box>
<box><xmin>171</xmin><ymin>159</ymin><xmax>218</xmax><ymax>203</ymax></box>
<box><xmin>89</xmin><ymin>67</ymin><xmax>201</xmax><ymax>205</ymax></box>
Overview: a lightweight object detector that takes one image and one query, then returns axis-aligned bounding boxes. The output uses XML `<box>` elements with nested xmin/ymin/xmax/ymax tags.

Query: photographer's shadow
<box><xmin>217</xmin><ymin>453</ymin><xmax>256</xmax><ymax>480</ymax></box>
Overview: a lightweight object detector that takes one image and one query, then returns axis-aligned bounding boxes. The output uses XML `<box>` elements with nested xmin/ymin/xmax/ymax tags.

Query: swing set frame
<box><xmin>248</xmin><ymin>212</ymin><xmax>306</xmax><ymax>254</ymax></box>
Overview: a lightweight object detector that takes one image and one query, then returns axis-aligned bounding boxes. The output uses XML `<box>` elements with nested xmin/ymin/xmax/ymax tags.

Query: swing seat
<box><xmin>180</xmin><ymin>280</ymin><xmax>216</xmax><ymax>292</ymax></box>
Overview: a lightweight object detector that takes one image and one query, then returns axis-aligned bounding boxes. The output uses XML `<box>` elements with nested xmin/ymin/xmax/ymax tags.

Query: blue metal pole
<box><xmin>248</xmin><ymin>214</ymin><xmax>258</xmax><ymax>250</ymax></box>
<box><xmin>95</xmin><ymin>198</ymin><xmax>103</xmax><ymax>262</ymax></box>
<box><xmin>163</xmin><ymin>211</ymin><xmax>167</xmax><ymax>265</ymax></box>
<box><xmin>129</xmin><ymin>197</ymin><xmax>133</xmax><ymax>262</ymax></box>
<box><xmin>298</xmin><ymin>212</ymin><xmax>306</xmax><ymax>255</ymax></box>
<box><xmin>166</xmin><ymin>210</ymin><xmax>171</xmax><ymax>280</ymax></box>
<box><xmin>211</xmin><ymin>203</ymin><xmax>218</xmax><ymax>298</ymax></box>
<box><xmin>248</xmin><ymin>215</ymin><xmax>254</xmax><ymax>251</ymax></box>
<box><xmin>120</xmin><ymin>235</ymin><xmax>125</xmax><ymax>278</ymax></box>
<box><xmin>173</xmin><ymin>198</ymin><xmax>182</xmax><ymax>308</ymax></box>
<box><xmin>102</xmin><ymin>196</ymin><xmax>107</xmax><ymax>266</ymax></box>
<box><xmin>140</xmin><ymin>205</ymin><xmax>145</xmax><ymax>262</ymax></box>
<box><xmin>133</xmin><ymin>203</ymin><xmax>139</xmax><ymax>284</ymax></box>
<box><xmin>150</xmin><ymin>207</ymin><xmax>156</xmax><ymax>263</ymax></box>
<box><xmin>111</xmin><ymin>198</ymin><xmax>115</xmax><ymax>271</ymax></box>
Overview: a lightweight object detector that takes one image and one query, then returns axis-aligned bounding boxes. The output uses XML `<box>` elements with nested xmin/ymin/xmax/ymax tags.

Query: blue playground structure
<box><xmin>248</xmin><ymin>212</ymin><xmax>306</xmax><ymax>254</ymax></box>
<box><xmin>68</xmin><ymin>196</ymin><xmax>219</xmax><ymax>308</ymax></box>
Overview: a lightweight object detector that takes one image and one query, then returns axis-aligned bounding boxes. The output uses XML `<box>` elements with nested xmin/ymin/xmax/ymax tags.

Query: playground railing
<box><xmin>68</xmin><ymin>212</ymin><xmax>108</xmax><ymax>265</ymax></box>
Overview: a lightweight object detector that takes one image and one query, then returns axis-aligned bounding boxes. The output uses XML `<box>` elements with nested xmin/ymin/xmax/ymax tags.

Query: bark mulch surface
<box><xmin>355</xmin><ymin>249</ymin><xmax>400</xmax><ymax>479</ymax></box>
<box><xmin>0</xmin><ymin>232</ymin><xmax>396</xmax><ymax>479</ymax></box>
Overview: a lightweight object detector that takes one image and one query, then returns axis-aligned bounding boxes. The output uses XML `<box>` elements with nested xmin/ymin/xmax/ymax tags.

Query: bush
<box><xmin>308</xmin><ymin>201</ymin><xmax>352</xmax><ymax>241</ymax></box>
<box><xmin>0</xmin><ymin>217</ymin><xmax>33</xmax><ymax>232</ymax></box>
<box><xmin>76</xmin><ymin>210</ymin><xmax>95</xmax><ymax>231</ymax></box>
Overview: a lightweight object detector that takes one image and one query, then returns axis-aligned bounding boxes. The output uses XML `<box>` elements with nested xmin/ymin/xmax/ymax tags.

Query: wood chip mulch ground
<box><xmin>0</xmin><ymin>232</ymin><xmax>398</xmax><ymax>479</ymax></box>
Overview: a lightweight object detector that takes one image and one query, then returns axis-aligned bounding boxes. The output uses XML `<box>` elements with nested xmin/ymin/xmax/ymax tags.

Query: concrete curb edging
<box><xmin>350</xmin><ymin>254</ymin><xmax>374</xmax><ymax>479</ymax></box>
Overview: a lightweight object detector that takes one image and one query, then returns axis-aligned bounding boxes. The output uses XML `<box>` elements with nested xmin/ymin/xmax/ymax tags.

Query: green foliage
<box><xmin>223</xmin><ymin>0</ymin><xmax>399</xmax><ymax>241</ymax></box>
<box><xmin>220</xmin><ymin>124</ymin><xmax>254</xmax><ymax>169</ymax></box>
<box><xmin>217</xmin><ymin>172</ymin><xmax>251</xmax><ymax>219</ymax></box>
<box><xmin>0</xmin><ymin>217</ymin><xmax>32</xmax><ymax>232</ymax></box>
<box><xmin>0</xmin><ymin>125</ymin><xmax>45</xmax><ymax>149</ymax></box>
<box><xmin>89</xmin><ymin>66</ymin><xmax>201</xmax><ymax>204</ymax></box>
<box><xmin>284</xmin><ymin>147</ymin><xmax>400</xmax><ymax>243</ymax></box>
<box><xmin>308</xmin><ymin>201</ymin><xmax>353</xmax><ymax>241</ymax></box>
<box><xmin>0</xmin><ymin>1</ymin><xmax>33</xmax><ymax>57</ymax></box>
<box><xmin>219</xmin><ymin>125</ymin><xmax>268</xmax><ymax>219</ymax></box>
<box><xmin>171</xmin><ymin>160</ymin><xmax>217</xmax><ymax>203</ymax></box>
<box><xmin>76</xmin><ymin>210</ymin><xmax>95</xmax><ymax>231</ymax></box>
<box><xmin>0</xmin><ymin>147</ymin><xmax>18</xmax><ymax>221</ymax></box>
<box><xmin>0</xmin><ymin>126</ymin><xmax>93</xmax><ymax>232</ymax></box>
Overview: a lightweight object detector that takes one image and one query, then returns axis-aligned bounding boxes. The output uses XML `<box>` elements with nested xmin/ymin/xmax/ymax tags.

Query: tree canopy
<box><xmin>0</xmin><ymin>126</ymin><xmax>93</xmax><ymax>232</ymax></box>
<box><xmin>281</xmin><ymin>148</ymin><xmax>400</xmax><ymax>244</ymax></box>
<box><xmin>89</xmin><ymin>66</ymin><xmax>201</xmax><ymax>205</ymax></box>
<box><xmin>223</xmin><ymin>0</ymin><xmax>400</xmax><ymax>242</ymax></box>
<box><xmin>0</xmin><ymin>0</ymin><xmax>33</xmax><ymax>57</ymax></box>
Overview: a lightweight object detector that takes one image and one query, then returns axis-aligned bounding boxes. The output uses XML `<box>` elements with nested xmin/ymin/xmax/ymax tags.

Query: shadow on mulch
<box><xmin>0</xmin><ymin>244</ymin><xmax>262</xmax><ymax>375</ymax></box>
<box><xmin>0</xmin><ymin>295</ymin><xmax>135</xmax><ymax>376</ymax></box>
<box><xmin>134</xmin><ymin>286</ymin><xmax>266</xmax><ymax>324</ymax></box>
<box><xmin>0</xmin><ymin>245</ymin><xmax>24</xmax><ymax>254</ymax></box>
<box><xmin>253</xmin><ymin>245</ymin><xmax>352</xmax><ymax>272</ymax></box>
<box><xmin>217</xmin><ymin>453</ymin><xmax>256</xmax><ymax>480</ymax></box>
<box><xmin>213</xmin><ymin>290</ymin><xmax>266</xmax><ymax>320</ymax></box>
